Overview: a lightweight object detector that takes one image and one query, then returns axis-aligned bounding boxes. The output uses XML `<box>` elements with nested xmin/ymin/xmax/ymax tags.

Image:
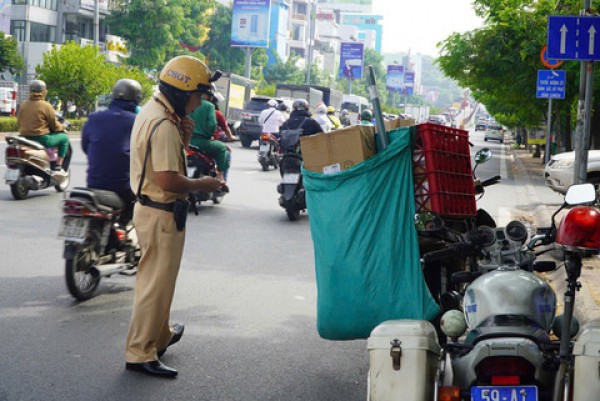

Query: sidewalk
<box><xmin>508</xmin><ymin>142</ymin><xmax>600</xmax><ymax>324</ymax></box>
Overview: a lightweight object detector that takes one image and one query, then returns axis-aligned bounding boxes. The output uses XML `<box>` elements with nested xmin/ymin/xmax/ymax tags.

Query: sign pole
<box><xmin>244</xmin><ymin>47</ymin><xmax>252</xmax><ymax>79</ymax></box>
<box><xmin>545</xmin><ymin>98</ymin><xmax>553</xmax><ymax>164</ymax></box>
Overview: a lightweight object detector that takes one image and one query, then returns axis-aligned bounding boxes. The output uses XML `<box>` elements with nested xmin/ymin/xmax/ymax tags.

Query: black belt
<box><xmin>137</xmin><ymin>195</ymin><xmax>176</xmax><ymax>212</ymax></box>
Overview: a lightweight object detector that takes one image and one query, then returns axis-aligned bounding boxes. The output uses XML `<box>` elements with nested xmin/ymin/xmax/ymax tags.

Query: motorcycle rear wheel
<box><xmin>260</xmin><ymin>160</ymin><xmax>270</xmax><ymax>171</ymax></box>
<box><xmin>10</xmin><ymin>180</ymin><xmax>29</xmax><ymax>200</ymax></box>
<box><xmin>65</xmin><ymin>238</ymin><xmax>100</xmax><ymax>301</ymax></box>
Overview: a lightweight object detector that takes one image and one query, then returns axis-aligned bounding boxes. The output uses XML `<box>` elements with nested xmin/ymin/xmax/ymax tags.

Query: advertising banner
<box><xmin>339</xmin><ymin>42</ymin><xmax>364</xmax><ymax>80</ymax></box>
<box><xmin>317</xmin><ymin>0</ymin><xmax>373</xmax><ymax>5</ymax></box>
<box><xmin>80</xmin><ymin>0</ymin><xmax>108</xmax><ymax>12</ymax></box>
<box><xmin>386</xmin><ymin>65</ymin><xmax>404</xmax><ymax>91</ymax></box>
<box><xmin>231</xmin><ymin>0</ymin><xmax>271</xmax><ymax>48</ymax></box>
<box><xmin>402</xmin><ymin>71</ymin><xmax>415</xmax><ymax>95</ymax></box>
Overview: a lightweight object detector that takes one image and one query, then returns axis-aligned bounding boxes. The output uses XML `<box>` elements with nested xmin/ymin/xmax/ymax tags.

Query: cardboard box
<box><xmin>301</xmin><ymin>125</ymin><xmax>376</xmax><ymax>173</ymax></box>
<box><xmin>384</xmin><ymin>117</ymin><xmax>416</xmax><ymax>132</ymax></box>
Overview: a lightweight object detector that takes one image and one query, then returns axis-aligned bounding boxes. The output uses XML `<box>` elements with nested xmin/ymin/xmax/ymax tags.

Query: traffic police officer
<box><xmin>125</xmin><ymin>56</ymin><xmax>223</xmax><ymax>378</ymax></box>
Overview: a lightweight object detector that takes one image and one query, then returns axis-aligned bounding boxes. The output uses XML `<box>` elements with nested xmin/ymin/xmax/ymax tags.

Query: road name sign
<box><xmin>537</xmin><ymin>70</ymin><xmax>566</xmax><ymax>99</ymax></box>
<box><xmin>548</xmin><ymin>15</ymin><xmax>600</xmax><ymax>60</ymax></box>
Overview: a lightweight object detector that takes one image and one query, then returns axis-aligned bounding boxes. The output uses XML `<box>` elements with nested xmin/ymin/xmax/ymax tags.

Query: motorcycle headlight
<box><xmin>552</xmin><ymin>159</ymin><xmax>574</xmax><ymax>169</ymax></box>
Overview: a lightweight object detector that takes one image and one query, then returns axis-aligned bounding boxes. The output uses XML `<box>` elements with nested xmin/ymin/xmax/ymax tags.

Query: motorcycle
<box><xmin>277</xmin><ymin>129</ymin><xmax>305</xmax><ymax>221</ymax></box>
<box><xmin>418</xmin><ymin>148</ymin><xmax>500</xmax><ymax>304</ymax></box>
<box><xmin>368</xmin><ymin>183</ymin><xmax>600</xmax><ymax>401</ymax></box>
<box><xmin>187</xmin><ymin>144</ymin><xmax>229</xmax><ymax>207</ymax></box>
<box><xmin>257</xmin><ymin>132</ymin><xmax>280</xmax><ymax>171</ymax></box>
<box><xmin>4</xmin><ymin>135</ymin><xmax>72</xmax><ymax>200</ymax></box>
<box><xmin>58</xmin><ymin>187</ymin><xmax>139</xmax><ymax>301</ymax></box>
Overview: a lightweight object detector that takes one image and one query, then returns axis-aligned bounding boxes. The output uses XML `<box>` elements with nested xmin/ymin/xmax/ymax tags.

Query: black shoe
<box><xmin>125</xmin><ymin>360</ymin><xmax>177</xmax><ymax>378</ymax></box>
<box><xmin>157</xmin><ymin>323</ymin><xmax>185</xmax><ymax>357</ymax></box>
<box><xmin>52</xmin><ymin>164</ymin><xmax>63</xmax><ymax>172</ymax></box>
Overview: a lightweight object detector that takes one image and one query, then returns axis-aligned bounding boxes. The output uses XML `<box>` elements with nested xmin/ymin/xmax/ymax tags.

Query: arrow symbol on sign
<box><xmin>590</xmin><ymin>25</ymin><xmax>597</xmax><ymax>55</ymax></box>
<box><xmin>560</xmin><ymin>24</ymin><xmax>568</xmax><ymax>54</ymax></box>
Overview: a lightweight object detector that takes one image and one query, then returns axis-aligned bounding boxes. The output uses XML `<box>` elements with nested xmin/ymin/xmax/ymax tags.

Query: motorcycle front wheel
<box><xmin>65</xmin><ymin>238</ymin><xmax>100</xmax><ymax>301</ymax></box>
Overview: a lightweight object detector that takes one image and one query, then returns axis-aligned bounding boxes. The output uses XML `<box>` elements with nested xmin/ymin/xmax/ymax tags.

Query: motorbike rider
<box><xmin>326</xmin><ymin>106</ymin><xmax>341</xmax><ymax>130</ymax></box>
<box><xmin>259</xmin><ymin>99</ymin><xmax>286</xmax><ymax>139</ymax></box>
<box><xmin>81</xmin><ymin>78</ymin><xmax>142</xmax><ymax>224</ymax></box>
<box><xmin>279</xmin><ymin>99</ymin><xmax>324</xmax><ymax>138</ymax></box>
<box><xmin>360</xmin><ymin>109</ymin><xmax>374</xmax><ymax>126</ymax></box>
<box><xmin>314</xmin><ymin>103</ymin><xmax>333</xmax><ymax>132</ymax></box>
<box><xmin>16</xmin><ymin>79</ymin><xmax>69</xmax><ymax>173</ymax></box>
<box><xmin>211</xmin><ymin>96</ymin><xmax>237</xmax><ymax>142</ymax></box>
<box><xmin>339</xmin><ymin>109</ymin><xmax>351</xmax><ymax>126</ymax></box>
<box><xmin>125</xmin><ymin>55</ymin><xmax>223</xmax><ymax>378</ymax></box>
<box><xmin>189</xmin><ymin>91</ymin><xmax>230</xmax><ymax>185</ymax></box>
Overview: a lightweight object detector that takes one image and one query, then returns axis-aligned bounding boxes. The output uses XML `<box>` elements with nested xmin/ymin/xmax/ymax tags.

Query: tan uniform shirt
<box><xmin>130</xmin><ymin>94</ymin><xmax>187</xmax><ymax>204</ymax></box>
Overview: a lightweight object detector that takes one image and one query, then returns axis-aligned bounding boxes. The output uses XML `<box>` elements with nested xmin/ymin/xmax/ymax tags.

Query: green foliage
<box><xmin>36</xmin><ymin>42</ymin><xmax>113</xmax><ymax>115</ymax></box>
<box><xmin>201</xmin><ymin>4</ymin><xmax>246</xmax><ymax>73</ymax></box>
<box><xmin>255</xmin><ymin>83</ymin><xmax>275</xmax><ymax>97</ymax></box>
<box><xmin>0</xmin><ymin>117</ymin><xmax>86</xmax><ymax>132</ymax></box>
<box><xmin>35</xmin><ymin>43</ymin><xmax>155</xmax><ymax>115</ymax></box>
<box><xmin>263</xmin><ymin>53</ymin><xmax>306</xmax><ymax>85</ymax></box>
<box><xmin>0</xmin><ymin>33</ymin><xmax>24</xmax><ymax>75</ymax></box>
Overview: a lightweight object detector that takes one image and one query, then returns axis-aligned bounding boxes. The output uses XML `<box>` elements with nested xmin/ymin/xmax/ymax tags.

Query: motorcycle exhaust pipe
<box><xmin>91</xmin><ymin>263</ymin><xmax>133</xmax><ymax>278</ymax></box>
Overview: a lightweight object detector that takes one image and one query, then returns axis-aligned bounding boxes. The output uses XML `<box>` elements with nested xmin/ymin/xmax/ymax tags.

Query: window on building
<box><xmin>295</xmin><ymin>3</ymin><xmax>307</xmax><ymax>15</ymax></box>
<box><xmin>11</xmin><ymin>0</ymin><xmax>26</xmax><ymax>5</ymax></box>
<box><xmin>290</xmin><ymin>47</ymin><xmax>304</xmax><ymax>58</ymax></box>
<box><xmin>30</xmin><ymin>22</ymin><xmax>55</xmax><ymax>42</ymax></box>
<box><xmin>11</xmin><ymin>0</ymin><xmax>57</xmax><ymax>10</ymax></box>
<box><xmin>10</xmin><ymin>20</ymin><xmax>25</xmax><ymax>41</ymax></box>
<box><xmin>292</xmin><ymin>24</ymin><xmax>304</xmax><ymax>41</ymax></box>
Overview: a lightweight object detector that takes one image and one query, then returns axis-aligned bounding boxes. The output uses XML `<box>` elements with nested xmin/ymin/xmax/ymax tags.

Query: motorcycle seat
<box><xmin>6</xmin><ymin>135</ymin><xmax>46</xmax><ymax>150</ymax></box>
<box><xmin>70</xmin><ymin>187</ymin><xmax>124</xmax><ymax>211</ymax></box>
<box><xmin>465</xmin><ymin>315</ymin><xmax>552</xmax><ymax>346</ymax></box>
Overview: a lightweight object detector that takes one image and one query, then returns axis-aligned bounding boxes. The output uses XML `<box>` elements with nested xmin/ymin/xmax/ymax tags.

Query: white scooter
<box><xmin>367</xmin><ymin>183</ymin><xmax>600</xmax><ymax>401</ymax></box>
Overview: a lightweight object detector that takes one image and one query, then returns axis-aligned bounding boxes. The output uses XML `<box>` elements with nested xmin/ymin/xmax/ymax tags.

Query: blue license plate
<box><xmin>471</xmin><ymin>385</ymin><xmax>537</xmax><ymax>401</ymax></box>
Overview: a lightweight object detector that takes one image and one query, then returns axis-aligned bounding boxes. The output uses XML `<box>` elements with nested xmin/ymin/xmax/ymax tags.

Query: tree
<box><xmin>200</xmin><ymin>3</ymin><xmax>246</xmax><ymax>74</ymax></box>
<box><xmin>36</xmin><ymin>42</ymin><xmax>113</xmax><ymax>115</ymax></box>
<box><xmin>263</xmin><ymin>53</ymin><xmax>305</xmax><ymax>85</ymax></box>
<box><xmin>0</xmin><ymin>33</ymin><xmax>24</xmax><ymax>76</ymax></box>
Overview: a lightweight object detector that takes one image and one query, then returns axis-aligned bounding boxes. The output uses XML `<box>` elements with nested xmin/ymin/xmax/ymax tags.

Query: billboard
<box><xmin>386</xmin><ymin>65</ymin><xmax>404</xmax><ymax>91</ymax></box>
<box><xmin>230</xmin><ymin>0</ymin><xmax>271</xmax><ymax>48</ymax></box>
<box><xmin>317</xmin><ymin>0</ymin><xmax>373</xmax><ymax>5</ymax></box>
<box><xmin>80</xmin><ymin>0</ymin><xmax>108</xmax><ymax>12</ymax></box>
<box><xmin>339</xmin><ymin>42</ymin><xmax>364</xmax><ymax>80</ymax></box>
<box><xmin>402</xmin><ymin>71</ymin><xmax>415</xmax><ymax>95</ymax></box>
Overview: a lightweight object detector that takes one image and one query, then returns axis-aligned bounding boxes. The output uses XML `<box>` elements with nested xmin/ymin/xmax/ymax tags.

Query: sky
<box><xmin>371</xmin><ymin>0</ymin><xmax>484</xmax><ymax>57</ymax></box>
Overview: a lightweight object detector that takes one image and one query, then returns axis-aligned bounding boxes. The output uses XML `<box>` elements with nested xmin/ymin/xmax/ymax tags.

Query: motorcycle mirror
<box><xmin>474</xmin><ymin>148</ymin><xmax>493</xmax><ymax>165</ymax></box>
<box><xmin>564</xmin><ymin>183</ymin><xmax>596</xmax><ymax>206</ymax></box>
<box><xmin>414</xmin><ymin>211</ymin><xmax>445</xmax><ymax>232</ymax></box>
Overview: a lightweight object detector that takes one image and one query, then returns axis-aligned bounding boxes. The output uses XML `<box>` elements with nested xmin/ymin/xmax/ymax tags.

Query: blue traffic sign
<box><xmin>536</xmin><ymin>70</ymin><xmax>566</xmax><ymax>99</ymax></box>
<box><xmin>548</xmin><ymin>15</ymin><xmax>600</xmax><ymax>60</ymax></box>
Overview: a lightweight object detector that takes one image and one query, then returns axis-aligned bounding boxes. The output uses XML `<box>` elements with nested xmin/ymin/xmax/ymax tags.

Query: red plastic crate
<box><xmin>413</xmin><ymin>123</ymin><xmax>476</xmax><ymax>217</ymax></box>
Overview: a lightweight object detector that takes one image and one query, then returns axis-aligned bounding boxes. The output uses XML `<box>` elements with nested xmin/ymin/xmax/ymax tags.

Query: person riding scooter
<box><xmin>279</xmin><ymin>99</ymin><xmax>323</xmax><ymax>138</ymax></box>
<box><xmin>17</xmin><ymin>79</ymin><xmax>70</xmax><ymax>173</ymax></box>
<box><xmin>81</xmin><ymin>78</ymin><xmax>142</xmax><ymax>223</ymax></box>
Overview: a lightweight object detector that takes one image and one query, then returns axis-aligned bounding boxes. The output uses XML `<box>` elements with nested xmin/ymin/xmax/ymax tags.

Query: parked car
<box><xmin>427</xmin><ymin>114</ymin><xmax>447</xmax><ymax>126</ymax></box>
<box><xmin>484</xmin><ymin>129</ymin><xmax>504</xmax><ymax>143</ymax></box>
<box><xmin>544</xmin><ymin>150</ymin><xmax>600</xmax><ymax>194</ymax></box>
<box><xmin>475</xmin><ymin>120</ymin><xmax>488</xmax><ymax>131</ymax></box>
<box><xmin>237</xmin><ymin>96</ymin><xmax>286</xmax><ymax>148</ymax></box>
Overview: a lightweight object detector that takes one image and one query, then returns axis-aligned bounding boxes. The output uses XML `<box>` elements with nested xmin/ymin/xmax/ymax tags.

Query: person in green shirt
<box><xmin>189</xmin><ymin>93</ymin><xmax>230</xmax><ymax>182</ymax></box>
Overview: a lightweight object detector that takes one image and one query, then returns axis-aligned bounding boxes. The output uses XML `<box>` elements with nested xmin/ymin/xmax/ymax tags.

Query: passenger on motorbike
<box><xmin>81</xmin><ymin>79</ymin><xmax>142</xmax><ymax>223</ymax></box>
<box><xmin>16</xmin><ymin>79</ymin><xmax>70</xmax><ymax>173</ymax></box>
<box><xmin>314</xmin><ymin>103</ymin><xmax>333</xmax><ymax>132</ymax></box>
<box><xmin>280</xmin><ymin>99</ymin><xmax>324</xmax><ymax>138</ymax></box>
<box><xmin>211</xmin><ymin>96</ymin><xmax>237</xmax><ymax>142</ymax></box>
<box><xmin>359</xmin><ymin>109</ymin><xmax>374</xmax><ymax>126</ymax></box>
<box><xmin>326</xmin><ymin>106</ymin><xmax>341</xmax><ymax>130</ymax></box>
<box><xmin>189</xmin><ymin>91</ymin><xmax>230</xmax><ymax>184</ymax></box>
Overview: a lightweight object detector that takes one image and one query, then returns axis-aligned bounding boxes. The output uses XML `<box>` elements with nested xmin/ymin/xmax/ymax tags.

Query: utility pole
<box><xmin>305</xmin><ymin>0</ymin><xmax>315</xmax><ymax>84</ymax></box>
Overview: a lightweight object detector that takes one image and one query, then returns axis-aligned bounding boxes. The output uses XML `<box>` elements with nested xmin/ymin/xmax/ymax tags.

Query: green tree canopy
<box><xmin>0</xmin><ymin>32</ymin><xmax>24</xmax><ymax>76</ymax></box>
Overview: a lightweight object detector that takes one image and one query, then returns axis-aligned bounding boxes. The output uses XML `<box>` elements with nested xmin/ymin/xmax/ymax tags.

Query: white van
<box><xmin>427</xmin><ymin>114</ymin><xmax>447</xmax><ymax>126</ymax></box>
<box><xmin>0</xmin><ymin>86</ymin><xmax>16</xmax><ymax>116</ymax></box>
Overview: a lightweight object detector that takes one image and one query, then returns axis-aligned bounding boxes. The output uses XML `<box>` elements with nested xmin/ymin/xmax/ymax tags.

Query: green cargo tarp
<box><xmin>303</xmin><ymin>127</ymin><xmax>440</xmax><ymax>340</ymax></box>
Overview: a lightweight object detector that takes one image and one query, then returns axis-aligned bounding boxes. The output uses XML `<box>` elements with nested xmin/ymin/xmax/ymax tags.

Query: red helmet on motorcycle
<box><xmin>556</xmin><ymin>206</ymin><xmax>600</xmax><ymax>253</ymax></box>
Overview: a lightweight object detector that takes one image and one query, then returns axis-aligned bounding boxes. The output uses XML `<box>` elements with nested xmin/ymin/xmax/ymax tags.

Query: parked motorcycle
<box><xmin>187</xmin><ymin>144</ymin><xmax>229</xmax><ymax>207</ymax></box>
<box><xmin>277</xmin><ymin>129</ymin><xmax>304</xmax><ymax>221</ymax></box>
<box><xmin>368</xmin><ymin>183</ymin><xmax>600</xmax><ymax>401</ymax></box>
<box><xmin>4</xmin><ymin>135</ymin><xmax>72</xmax><ymax>200</ymax></box>
<box><xmin>59</xmin><ymin>187</ymin><xmax>139</xmax><ymax>301</ymax></box>
<box><xmin>257</xmin><ymin>132</ymin><xmax>280</xmax><ymax>171</ymax></box>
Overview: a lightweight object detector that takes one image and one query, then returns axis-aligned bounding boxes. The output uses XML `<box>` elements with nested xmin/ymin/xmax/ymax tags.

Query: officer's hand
<box><xmin>180</xmin><ymin>117</ymin><xmax>195</xmax><ymax>139</ymax></box>
<box><xmin>196</xmin><ymin>177</ymin><xmax>224</xmax><ymax>193</ymax></box>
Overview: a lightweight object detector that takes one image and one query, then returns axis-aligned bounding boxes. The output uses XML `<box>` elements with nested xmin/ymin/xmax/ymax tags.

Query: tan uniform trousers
<box><xmin>125</xmin><ymin>203</ymin><xmax>185</xmax><ymax>363</ymax></box>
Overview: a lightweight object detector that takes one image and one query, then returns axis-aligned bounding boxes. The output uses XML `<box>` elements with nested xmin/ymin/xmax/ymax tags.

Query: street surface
<box><xmin>0</xmin><ymin>128</ymin><xmax>566</xmax><ymax>400</ymax></box>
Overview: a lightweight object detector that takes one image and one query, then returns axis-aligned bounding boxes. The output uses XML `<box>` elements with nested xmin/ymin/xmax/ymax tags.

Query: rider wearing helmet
<box><xmin>126</xmin><ymin>56</ymin><xmax>223</xmax><ymax>379</ymax></box>
<box><xmin>360</xmin><ymin>109</ymin><xmax>374</xmax><ymax>126</ymax></box>
<box><xmin>81</xmin><ymin>78</ymin><xmax>143</xmax><ymax>223</ymax></box>
<box><xmin>16</xmin><ymin>79</ymin><xmax>69</xmax><ymax>172</ymax></box>
<box><xmin>339</xmin><ymin>109</ymin><xmax>351</xmax><ymax>126</ymax></box>
<box><xmin>326</xmin><ymin>105</ymin><xmax>341</xmax><ymax>130</ymax></box>
<box><xmin>314</xmin><ymin>103</ymin><xmax>332</xmax><ymax>132</ymax></box>
<box><xmin>259</xmin><ymin>98</ymin><xmax>286</xmax><ymax>138</ymax></box>
<box><xmin>279</xmin><ymin>99</ymin><xmax>324</xmax><ymax>137</ymax></box>
<box><xmin>188</xmin><ymin>82</ymin><xmax>231</xmax><ymax>182</ymax></box>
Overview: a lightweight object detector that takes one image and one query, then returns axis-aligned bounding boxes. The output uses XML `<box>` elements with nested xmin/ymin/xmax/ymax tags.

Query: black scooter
<box><xmin>277</xmin><ymin>130</ymin><xmax>305</xmax><ymax>221</ymax></box>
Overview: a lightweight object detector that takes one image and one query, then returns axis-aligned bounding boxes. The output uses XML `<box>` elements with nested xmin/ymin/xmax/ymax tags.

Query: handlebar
<box><xmin>422</xmin><ymin>243</ymin><xmax>468</xmax><ymax>264</ymax></box>
<box><xmin>480</xmin><ymin>175</ymin><xmax>501</xmax><ymax>187</ymax></box>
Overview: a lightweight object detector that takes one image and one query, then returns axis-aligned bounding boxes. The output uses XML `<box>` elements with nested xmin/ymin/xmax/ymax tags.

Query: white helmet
<box><xmin>267</xmin><ymin>99</ymin><xmax>277</xmax><ymax>107</ymax></box>
<box><xmin>316</xmin><ymin>104</ymin><xmax>327</xmax><ymax>114</ymax></box>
